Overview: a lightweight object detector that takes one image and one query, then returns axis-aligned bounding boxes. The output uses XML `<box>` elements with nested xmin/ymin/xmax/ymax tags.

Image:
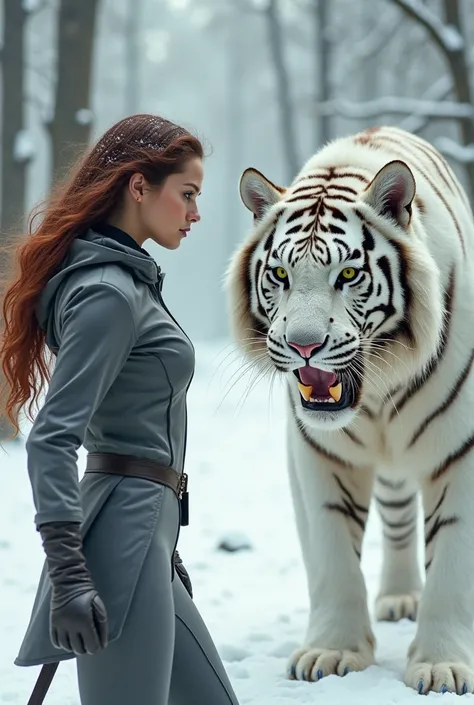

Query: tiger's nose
<box><xmin>287</xmin><ymin>341</ymin><xmax>323</xmax><ymax>359</ymax></box>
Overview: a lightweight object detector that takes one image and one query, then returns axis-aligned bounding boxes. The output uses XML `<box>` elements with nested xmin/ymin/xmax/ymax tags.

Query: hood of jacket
<box><xmin>36</xmin><ymin>228</ymin><xmax>161</xmax><ymax>340</ymax></box>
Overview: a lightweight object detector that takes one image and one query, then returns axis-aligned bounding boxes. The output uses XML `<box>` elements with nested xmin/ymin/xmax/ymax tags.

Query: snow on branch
<box><xmin>14</xmin><ymin>130</ymin><xmax>36</xmax><ymax>163</ymax></box>
<box><xmin>400</xmin><ymin>44</ymin><xmax>474</xmax><ymax>133</ymax></box>
<box><xmin>76</xmin><ymin>109</ymin><xmax>94</xmax><ymax>126</ymax></box>
<box><xmin>399</xmin><ymin>76</ymin><xmax>452</xmax><ymax>132</ymax></box>
<box><xmin>391</xmin><ymin>0</ymin><xmax>463</xmax><ymax>57</ymax></box>
<box><xmin>356</xmin><ymin>15</ymin><xmax>405</xmax><ymax>62</ymax></box>
<box><xmin>435</xmin><ymin>137</ymin><xmax>474</xmax><ymax>165</ymax></box>
<box><xmin>312</xmin><ymin>97</ymin><xmax>474</xmax><ymax>121</ymax></box>
<box><xmin>22</xmin><ymin>0</ymin><xmax>51</xmax><ymax>14</ymax></box>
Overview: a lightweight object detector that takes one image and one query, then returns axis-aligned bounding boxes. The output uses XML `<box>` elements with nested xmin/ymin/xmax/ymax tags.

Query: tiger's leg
<box><xmin>374</xmin><ymin>476</ymin><xmax>422</xmax><ymax>622</ymax></box>
<box><xmin>286</xmin><ymin>417</ymin><xmax>376</xmax><ymax>681</ymax></box>
<box><xmin>405</xmin><ymin>461</ymin><xmax>474</xmax><ymax>695</ymax></box>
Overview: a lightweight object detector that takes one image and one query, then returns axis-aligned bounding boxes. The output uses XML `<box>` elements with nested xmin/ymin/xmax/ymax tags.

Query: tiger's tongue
<box><xmin>299</xmin><ymin>367</ymin><xmax>337</xmax><ymax>395</ymax></box>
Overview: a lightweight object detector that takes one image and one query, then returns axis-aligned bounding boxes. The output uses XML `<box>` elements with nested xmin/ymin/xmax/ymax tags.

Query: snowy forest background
<box><xmin>1</xmin><ymin>0</ymin><xmax>474</xmax><ymax>440</ymax></box>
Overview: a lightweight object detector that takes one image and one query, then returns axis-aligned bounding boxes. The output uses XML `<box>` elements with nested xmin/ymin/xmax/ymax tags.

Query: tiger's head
<box><xmin>226</xmin><ymin>158</ymin><xmax>444</xmax><ymax>431</ymax></box>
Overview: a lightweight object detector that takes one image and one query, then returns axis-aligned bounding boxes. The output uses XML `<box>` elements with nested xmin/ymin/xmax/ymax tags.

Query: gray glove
<box><xmin>39</xmin><ymin>521</ymin><xmax>108</xmax><ymax>655</ymax></box>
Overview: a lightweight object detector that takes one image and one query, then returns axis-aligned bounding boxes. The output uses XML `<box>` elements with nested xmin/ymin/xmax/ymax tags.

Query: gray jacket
<box><xmin>16</xmin><ymin>227</ymin><xmax>194</xmax><ymax>666</ymax></box>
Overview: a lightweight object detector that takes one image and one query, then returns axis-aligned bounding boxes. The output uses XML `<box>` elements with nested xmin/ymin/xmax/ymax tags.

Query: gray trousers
<box><xmin>76</xmin><ymin>485</ymin><xmax>240</xmax><ymax>705</ymax></box>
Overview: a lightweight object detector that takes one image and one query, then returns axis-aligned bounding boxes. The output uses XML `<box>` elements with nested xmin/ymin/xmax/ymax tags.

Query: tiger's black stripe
<box><xmin>359</xmin><ymin>404</ymin><xmax>375</xmax><ymax>420</ymax></box>
<box><xmin>388</xmin><ymin>268</ymin><xmax>455</xmax><ymax>422</ymax></box>
<box><xmin>333</xmin><ymin>474</ymin><xmax>369</xmax><ymax>515</ymax></box>
<box><xmin>326</xmin><ymin>184</ymin><xmax>359</xmax><ymax>195</ymax></box>
<box><xmin>424</xmin><ymin>484</ymin><xmax>455</xmax><ymax>570</ymax></box>
<box><xmin>383</xmin><ymin>523</ymin><xmax>416</xmax><ymax>548</ymax></box>
<box><xmin>431</xmin><ymin>432</ymin><xmax>474</xmax><ymax>482</ymax></box>
<box><xmin>376</xmin><ymin>476</ymin><xmax>406</xmax><ymax>490</ymax></box>
<box><xmin>289</xmin><ymin>390</ymin><xmax>357</xmax><ymax>469</ymax></box>
<box><xmin>424</xmin><ymin>486</ymin><xmax>448</xmax><ymax>524</ymax></box>
<box><xmin>425</xmin><ymin>515</ymin><xmax>458</xmax><ymax>549</ymax></box>
<box><xmin>408</xmin><ymin>349</ymin><xmax>474</xmax><ymax>448</ymax></box>
<box><xmin>324</xmin><ymin>501</ymin><xmax>366</xmax><ymax>531</ymax></box>
<box><xmin>381</xmin><ymin>511</ymin><xmax>415</xmax><ymax>530</ymax></box>
<box><xmin>295</xmin><ymin>417</ymin><xmax>356</xmax><ymax>469</ymax></box>
<box><xmin>325</xmin><ymin>473</ymin><xmax>369</xmax><ymax>532</ymax></box>
<box><xmin>342</xmin><ymin>428</ymin><xmax>365</xmax><ymax>447</ymax></box>
<box><xmin>240</xmin><ymin>238</ymin><xmax>268</xmax><ymax>347</ymax></box>
<box><xmin>375</xmin><ymin>493</ymin><xmax>416</xmax><ymax>510</ymax></box>
<box><xmin>329</xmin><ymin>207</ymin><xmax>348</xmax><ymax>221</ymax></box>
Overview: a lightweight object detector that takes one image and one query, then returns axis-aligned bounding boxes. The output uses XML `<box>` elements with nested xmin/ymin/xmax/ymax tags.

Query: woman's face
<box><xmin>132</xmin><ymin>157</ymin><xmax>203</xmax><ymax>249</ymax></box>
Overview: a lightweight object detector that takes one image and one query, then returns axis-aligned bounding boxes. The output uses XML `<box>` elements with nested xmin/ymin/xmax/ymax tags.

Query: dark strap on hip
<box><xmin>27</xmin><ymin>663</ymin><xmax>58</xmax><ymax>705</ymax></box>
<box><xmin>85</xmin><ymin>452</ymin><xmax>184</xmax><ymax>497</ymax></box>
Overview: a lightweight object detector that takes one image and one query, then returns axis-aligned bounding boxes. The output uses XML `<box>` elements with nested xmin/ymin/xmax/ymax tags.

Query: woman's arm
<box><xmin>26</xmin><ymin>280</ymin><xmax>138</xmax><ymax>527</ymax></box>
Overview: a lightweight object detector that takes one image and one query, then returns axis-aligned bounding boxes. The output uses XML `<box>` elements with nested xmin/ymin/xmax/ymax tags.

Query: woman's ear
<box><xmin>128</xmin><ymin>173</ymin><xmax>146</xmax><ymax>202</ymax></box>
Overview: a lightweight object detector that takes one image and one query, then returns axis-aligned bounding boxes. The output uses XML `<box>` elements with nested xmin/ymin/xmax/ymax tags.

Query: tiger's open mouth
<box><xmin>293</xmin><ymin>366</ymin><xmax>355</xmax><ymax>411</ymax></box>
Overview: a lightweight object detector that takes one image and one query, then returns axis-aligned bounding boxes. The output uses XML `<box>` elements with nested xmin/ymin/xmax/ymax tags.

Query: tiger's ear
<box><xmin>363</xmin><ymin>160</ymin><xmax>416</xmax><ymax>229</ymax></box>
<box><xmin>239</xmin><ymin>168</ymin><xmax>285</xmax><ymax>221</ymax></box>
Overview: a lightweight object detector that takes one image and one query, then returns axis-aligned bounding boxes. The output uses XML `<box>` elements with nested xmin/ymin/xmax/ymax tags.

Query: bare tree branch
<box><xmin>436</xmin><ymin>136</ymin><xmax>474</xmax><ymax>164</ymax></box>
<box><xmin>392</xmin><ymin>0</ymin><xmax>474</xmax><ymax>200</ymax></box>
<box><xmin>400</xmin><ymin>27</ymin><xmax>474</xmax><ymax>132</ymax></box>
<box><xmin>356</xmin><ymin>15</ymin><xmax>406</xmax><ymax>62</ymax></box>
<box><xmin>390</xmin><ymin>0</ymin><xmax>463</xmax><ymax>59</ymax></box>
<box><xmin>399</xmin><ymin>75</ymin><xmax>453</xmax><ymax>132</ymax></box>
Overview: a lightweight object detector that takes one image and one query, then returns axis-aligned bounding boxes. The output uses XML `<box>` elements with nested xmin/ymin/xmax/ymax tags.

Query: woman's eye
<box><xmin>183</xmin><ymin>192</ymin><xmax>194</xmax><ymax>200</ymax></box>
<box><xmin>273</xmin><ymin>266</ymin><xmax>288</xmax><ymax>281</ymax></box>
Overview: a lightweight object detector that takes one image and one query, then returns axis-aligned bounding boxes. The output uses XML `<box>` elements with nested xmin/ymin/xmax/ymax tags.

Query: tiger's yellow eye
<box><xmin>341</xmin><ymin>267</ymin><xmax>356</xmax><ymax>280</ymax></box>
<box><xmin>275</xmin><ymin>266</ymin><xmax>288</xmax><ymax>280</ymax></box>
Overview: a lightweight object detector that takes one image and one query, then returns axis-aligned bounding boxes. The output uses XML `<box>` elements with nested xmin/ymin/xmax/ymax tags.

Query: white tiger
<box><xmin>226</xmin><ymin>126</ymin><xmax>474</xmax><ymax>695</ymax></box>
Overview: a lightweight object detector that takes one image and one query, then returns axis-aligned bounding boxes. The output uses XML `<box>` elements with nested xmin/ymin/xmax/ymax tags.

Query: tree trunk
<box><xmin>0</xmin><ymin>0</ymin><xmax>29</xmax><ymax>441</ymax></box>
<box><xmin>314</xmin><ymin>0</ymin><xmax>331</xmax><ymax>149</ymax></box>
<box><xmin>1</xmin><ymin>0</ymin><xmax>28</xmax><ymax>236</ymax></box>
<box><xmin>265</xmin><ymin>0</ymin><xmax>299</xmax><ymax>182</ymax></box>
<box><xmin>124</xmin><ymin>0</ymin><xmax>141</xmax><ymax>115</ymax></box>
<box><xmin>49</xmin><ymin>0</ymin><xmax>100</xmax><ymax>183</ymax></box>
<box><xmin>441</xmin><ymin>0</ymin><xmax>474</xmax><ymax>202</ymax></box>
<box><xmin>392</xmin><ymin>0</ymin><xmax>474</xmax><ymax>203</ymax></box>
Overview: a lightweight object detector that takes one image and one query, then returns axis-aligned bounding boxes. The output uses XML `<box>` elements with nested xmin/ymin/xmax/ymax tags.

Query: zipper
<box><xmin>154</xmin><ymin>276</ymin><xmax>194</xmax><ymax>349</ymax></box>
<box><xmin>152</xmin><ymin>275</ymin><xmax>196</xmax><ymax>471</ymax></box>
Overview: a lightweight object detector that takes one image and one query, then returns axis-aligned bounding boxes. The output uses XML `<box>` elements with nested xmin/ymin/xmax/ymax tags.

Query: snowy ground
<box><xmin>0</xmin><ymin>341</ymin><xmax>461</xmax><ymax>703</ymax></box>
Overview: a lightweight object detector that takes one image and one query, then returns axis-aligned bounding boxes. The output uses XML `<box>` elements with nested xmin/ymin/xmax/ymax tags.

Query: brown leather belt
<box><xmin>85</xmin><ymin>452</ymin><xmax>189</xmax><ymax>527</ymax></box>
<box><xmin>85</xmin><ymin>451</ymin><xmax>186</xmax><ymax>497</ymax></box>
<box><xmin>27</xmin><ymin>452</ymin><xmax>189</xmax><ymax>705</ymax></box>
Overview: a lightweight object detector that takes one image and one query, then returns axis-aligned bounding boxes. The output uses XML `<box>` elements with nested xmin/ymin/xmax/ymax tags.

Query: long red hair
<box><xmin>0</xmin><ymin>114</ymin><xmax>203</xmax><ymax>435</ymax></box>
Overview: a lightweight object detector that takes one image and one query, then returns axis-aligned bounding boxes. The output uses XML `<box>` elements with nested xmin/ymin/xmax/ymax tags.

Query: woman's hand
<box><xmin>39</xmin><ymin>522</ymin><xmax>108</xmax><ymax>655</ymax></box>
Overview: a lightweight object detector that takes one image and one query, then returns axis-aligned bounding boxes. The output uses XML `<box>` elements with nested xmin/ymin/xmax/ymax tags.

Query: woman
<box><xmin>0</xmin><ymin>114</ymin><xmax>241</xmax><ymax>705</ymax></box>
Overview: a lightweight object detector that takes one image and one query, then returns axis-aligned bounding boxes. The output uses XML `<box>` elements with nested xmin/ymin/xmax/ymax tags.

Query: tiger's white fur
<box><xmin>226</xmin><ymin>126</ymin><xmax>474</xmax><ymax>695</ymax></box>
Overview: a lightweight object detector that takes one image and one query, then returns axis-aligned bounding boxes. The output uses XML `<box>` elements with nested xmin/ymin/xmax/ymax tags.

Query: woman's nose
<box><xmin>188</xmin><ymin>209</ymin><xmax>201</xmax><ymax>224</ymax></box>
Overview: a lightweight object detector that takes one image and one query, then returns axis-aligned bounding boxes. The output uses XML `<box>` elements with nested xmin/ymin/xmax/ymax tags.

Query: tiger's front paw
<box><xmin>287</xmin><ymin>641</ymin><xmax>375</xmax><ymax>681</ymax></box>
<box><xmin>405</xmin><ymin>660</ymin><xmax>474</xmax><ymax>695</ymax></box>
